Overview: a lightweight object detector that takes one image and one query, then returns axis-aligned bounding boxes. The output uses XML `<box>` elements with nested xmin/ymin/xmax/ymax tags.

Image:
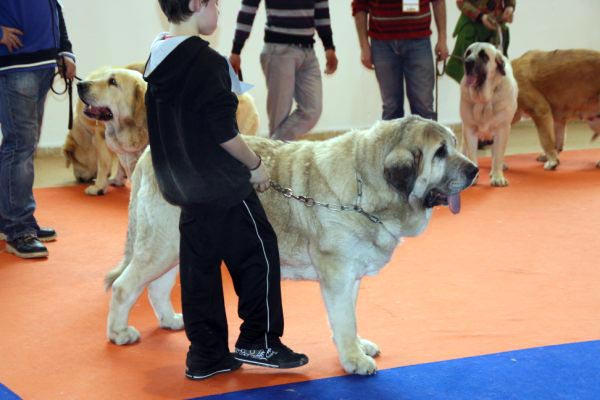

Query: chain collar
<box><xmin>269</xmin><ymin>174</ymin><xmax>382</xmax><ymax>224</ymax></box>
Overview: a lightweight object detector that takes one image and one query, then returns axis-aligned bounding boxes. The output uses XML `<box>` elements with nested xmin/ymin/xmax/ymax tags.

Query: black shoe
<box><xmin>185</xmin><ymin>352</ymin><xmax>242</xmax><ymax>381</ymax></box>
<box><xmin>36</xmin><ymin>227</ymin><xmax>57</xmax><ymax>242</ymax></box>
<box><xmin>234</xmin><ymin>341</ymin><xmax>309</xmax><ymax>369</ymax></box>
<box><xmin>6</xmin><ymin>234</ymin><xmax>48</xmax><ymax>259</ymax></box>
<box><xmin>0</xmin><ymin>227</ymin><xmax>56</xmax><ymax>242</ymax></box>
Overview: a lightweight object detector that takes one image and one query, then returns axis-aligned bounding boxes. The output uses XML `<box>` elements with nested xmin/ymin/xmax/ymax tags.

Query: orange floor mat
<box><xmin>1</xmin><ymin>149</ymin><xmax>599</xmax><ymax>399</ymax></box>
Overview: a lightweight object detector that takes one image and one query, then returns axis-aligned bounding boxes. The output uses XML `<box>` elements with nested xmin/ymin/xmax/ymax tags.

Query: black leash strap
<box><xmin>51</xmin><ymin>56</ymin><xmax>82</xmax><ymax>130</ymax></box>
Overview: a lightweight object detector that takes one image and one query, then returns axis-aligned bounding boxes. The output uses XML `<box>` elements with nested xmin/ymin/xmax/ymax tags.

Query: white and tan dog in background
<box><xmin>460</xmin><ymin>42</ymin><xmax>518</xmax><ymax>187</ymax></box>
<box><xmin>104</xmin><ymin>116</ymin><xmax>478</xmax><ymax>375</ymax></box>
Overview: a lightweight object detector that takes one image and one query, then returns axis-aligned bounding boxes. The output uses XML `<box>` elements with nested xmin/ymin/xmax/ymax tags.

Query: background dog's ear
<box><xmin>126</xmin><ymin>82</ymin><xmax>146</xmax><ymax>127</ymax></box>
<box><xmin>495</xmin><ymin>53</ymin><xmax>506</xmax><ymax>76</ymax></box>
<box><xmin>384</xmin><ymin>148</ymin><xmax>420</xmax><ymax>198</ymax></box>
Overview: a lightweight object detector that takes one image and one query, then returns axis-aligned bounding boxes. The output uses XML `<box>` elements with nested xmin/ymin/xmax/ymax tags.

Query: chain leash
<box><xmin>268</xmin><ymin>175</ymin><xmax>382</xmax><ymax>224</ymax></box>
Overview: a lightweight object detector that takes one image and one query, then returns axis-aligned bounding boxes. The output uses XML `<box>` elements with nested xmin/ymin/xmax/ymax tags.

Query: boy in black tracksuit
<box><xmin>145</xmin><ymin>0</ymin><xmax>308</xmax><ymax>381</ymax></box>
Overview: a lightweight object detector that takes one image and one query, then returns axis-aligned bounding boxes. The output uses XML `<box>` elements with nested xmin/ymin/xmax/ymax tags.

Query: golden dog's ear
<box><xmin>495</xmin><ymin>53</ymin><xmax>506</xmax><ymax>76</ymax></box>
<box><xmin>384</xmin><ymin>148</ymin><xmax>420</xmax><ymax>197</ymax></box>
<box><xmin>125</xmin><ymin>82</ymin><xmax>146</xmax><ymax>127</ymax></box>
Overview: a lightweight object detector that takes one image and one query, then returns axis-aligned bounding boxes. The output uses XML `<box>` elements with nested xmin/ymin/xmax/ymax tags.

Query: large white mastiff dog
<box><xmin>105</xmin><ymin>116</ymin><xmax>478</xmax><ymax>375</ymax></box>
<box><xmin>460</xmin><ymin>42</ymin><xmax>518</xmax><ymax>187</ymax></box>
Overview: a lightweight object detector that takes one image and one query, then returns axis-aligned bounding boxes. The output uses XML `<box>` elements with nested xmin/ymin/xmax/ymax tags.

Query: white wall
<box><xmin>8</xmin><ymin>0</ymin><xmax>600</xmax><ymax>148</ymax></box>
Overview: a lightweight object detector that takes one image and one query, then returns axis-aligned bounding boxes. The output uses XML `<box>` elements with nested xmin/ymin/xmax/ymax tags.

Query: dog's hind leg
<box><xmin>147</xmin><ymin>266</ymin><xmax>183</xmax><ymax>330</ymax></box>
<box><xmin>554</xmin><ymin>119</ymin><xmax>566</xmax><ymax>153</ymax></box>
<box><xmin>318</xmin><ymin>268</ymin><xmax>377</xmax><ymax>375</ymax></box>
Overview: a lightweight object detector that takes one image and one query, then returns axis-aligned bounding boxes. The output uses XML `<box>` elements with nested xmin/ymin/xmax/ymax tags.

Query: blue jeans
<box><xmin>0</xmin><ymin>68</ymin><xmax>54</xmax><ymax>241</ymax></box>
<box><xmin>371</xmin><ymin>38</ymin><xmax>436</xmax><ymax>121</ymax></box>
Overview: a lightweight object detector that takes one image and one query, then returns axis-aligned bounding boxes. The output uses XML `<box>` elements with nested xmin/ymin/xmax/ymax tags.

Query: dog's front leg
<box><xmin>319</xmin><ymin>272</ymin><xmax>377</xmax><ymax>375</ymax></box>
<box><xmin>85</xmin><ymin>130</ymin><xmax>112</xmax><ymax>195</ymax></box>
<box><xmin>490</xmin><ymin>127</ymin><xmax>509</xmax><ymax>187</ymax></box>
<box><xmin>461</xmin><ymin>126</ymin><xmax>480</xmax><ymax>184</ymax></box>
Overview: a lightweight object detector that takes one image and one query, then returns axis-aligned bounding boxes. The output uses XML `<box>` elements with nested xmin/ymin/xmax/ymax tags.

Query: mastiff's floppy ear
<box><xmin>384</xmin><ymin>147</ymin><xmax>421</xmax><ymax>198</ymax></box>
<box><xmin>495</xmin><ymin>53</ymin><xmax>506</xmax><ymax>76</ymax></box>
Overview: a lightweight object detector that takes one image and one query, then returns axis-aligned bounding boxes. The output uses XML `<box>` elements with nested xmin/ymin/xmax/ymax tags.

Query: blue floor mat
<box><xmin>0</xmin><ymin>385</ymin><xmax>20</xmax><ymax>400</ymax></box>
<box><xmin>193</xmin><ymin>340</ymin><xmax>600</xmax><ymax>400</ymax></box>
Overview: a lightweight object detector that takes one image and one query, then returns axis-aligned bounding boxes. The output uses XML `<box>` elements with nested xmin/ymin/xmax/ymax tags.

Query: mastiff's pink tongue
<box><xmin>466</xmin><ymin>75</ymin><xmax>477</xmax><ymax>87</ymax></box>
<box><xmin>448</xmin><ymin>193</ymin><xmax>461</xmax><ymax>214</ymax></box>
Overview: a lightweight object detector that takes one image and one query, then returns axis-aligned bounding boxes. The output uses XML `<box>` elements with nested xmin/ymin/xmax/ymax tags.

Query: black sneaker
<box><xmin>36</xmin><ymin>227</ymin><xmax>57</xmax><ymax>242</ymax></box>
<box><xmin>234</xmin><ymin>341</ymin><xmax>309</xmax><ymax>369</ymax></box>
<box><xmin>5</xmin><ymin>234</ymin><xmax>48</xmax><ymax>259</ymax></box>
<box><xmin>0</xmin><ymin>227</ymin><xmax>56</xmax><ymax>242</ymax></box>
<box><xmin>185</xmin><ymin>352</ymin><xmax>242</xmax><ymax>381</ymax></box>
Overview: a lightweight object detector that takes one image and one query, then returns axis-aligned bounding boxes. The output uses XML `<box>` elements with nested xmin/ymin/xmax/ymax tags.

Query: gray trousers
<box><xmin>260</xmin><ymin>43</ymin><xmax>323</xmax><ymax>140</ymax></box>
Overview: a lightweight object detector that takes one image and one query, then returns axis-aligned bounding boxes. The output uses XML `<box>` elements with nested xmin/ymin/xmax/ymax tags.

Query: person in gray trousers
<box><xmin>229</xmin><ymin>0</ymin><xmax>338</xmax><ymax>141</ymax></box>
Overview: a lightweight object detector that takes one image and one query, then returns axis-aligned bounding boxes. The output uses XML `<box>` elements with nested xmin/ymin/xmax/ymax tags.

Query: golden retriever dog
<box><xmin>64</xmin><ymin>64</ymin><xmax>260</xmax><ymax>195</ymax></box>
<box><xmin>460</xmin><ymin>42</ymin><xmax>518</xmax><ymax>187</ymax></box>
<box><xmin>512</xmin><ymin>49</ymin><xmax>600</xmax><ymax>170</ymax></box>
<box><xmin>104</xmin><ymin>116</ymin><xmax>478</xmax><ymax>375</ymax></box>
<box><xmin>75</xmin><ymin>67</ymin><xmax>148</xmax><ymax>195</ymax></box>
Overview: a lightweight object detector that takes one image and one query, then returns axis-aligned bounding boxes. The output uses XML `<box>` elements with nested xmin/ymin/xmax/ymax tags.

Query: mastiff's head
<box><xmin>463</xmin><ymin>42</ymin><xmax>506</xmax><ymax>90</ymax></box>
<box><xmin>379</xmin><ymin>116</ymin><xmax>478</xmax><ymax>214</ymax></box>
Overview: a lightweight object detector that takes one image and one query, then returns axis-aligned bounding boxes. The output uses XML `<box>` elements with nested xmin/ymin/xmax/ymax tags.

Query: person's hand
<box><xmin>250</xmin><ymin>158</ymin><xmax>270</xmax><ymax>192</ymax></box>
<box><xmin>229</xmin><ymin>53</ymin><xmax>241</xmax><ymax>76</ymax></box>
<box><xmin>0</xmin><ymin>26</ymin><xmax>23</xmax><ymax>53</ymax></box>
<box><xmin>324</xmin><ymin>49</ymin><xmax>338</xmax><ymax>75</ymax></box>
<box><xmin>435</xmin><ymin>40</ymin><xmax>449</xmax><ymax>61</ymax></box>
<box><xmin>360</xmin><ymin>43</ymin><xmax>374</xmax><ymax>70</ymax></box>
<box><xmin>502</xmin><ymin>6</ymin><xmax>514</xmax><ymax>23</ymax></box>
<box><xmin>481</xmin><ymin>13</ymin><xmax>498</xmax><ymax>30</ymax></box>
<box><xmin>58</xmin><ymin>57</ymin><xmax>76</xmax><ymax>80</ymax></box>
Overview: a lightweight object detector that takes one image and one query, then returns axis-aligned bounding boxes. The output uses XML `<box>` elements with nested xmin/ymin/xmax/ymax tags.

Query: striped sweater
<box><xmin>351</xmin><ymin>0</ymin><xmax>435</xmax><ymax>40</ymax></box>
<box><xmin>232</xmin><ymin>0</ymin><xmax>334</xmax><ymax>55</ymax></box>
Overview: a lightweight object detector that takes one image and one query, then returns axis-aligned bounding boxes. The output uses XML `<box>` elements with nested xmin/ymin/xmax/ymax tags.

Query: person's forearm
<box><xmin>432</xmin><ymin>0</ymin><xmax>447</xmax><ymax>41</ymax></box>
<box><xmin>220</xmin><ymin>134</ymin><xmax>261</xmax><ymax>169</ymax></box>
<box><xmin>354</xmin><ymin>11</ymin><xmax>370</xmax><ymax>49</ymax></box>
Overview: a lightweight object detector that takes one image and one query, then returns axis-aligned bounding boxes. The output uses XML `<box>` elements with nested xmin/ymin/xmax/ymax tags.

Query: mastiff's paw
<box><xmin>490</xmin><ymin>173</ymin><xmax>509</xmax><ymax>187</ymax></box>
<box><xmin>160</xmin><ymin>313</ymin><xmax>184</xmax><ymax>330</ymax></box>
<box><xmin>358</xmin><ymin>337</ymin><xmax>380</xmax><ymax>357</ymax></box>
<box><xmin>109</xmin><ymin>326</ymin><xmax>140</xmax><ymax>345</ymax></box>
<box><xmin>341</xmin><ymin>351</ymin><xmax>377</xmax><ymax>375</ymax></box>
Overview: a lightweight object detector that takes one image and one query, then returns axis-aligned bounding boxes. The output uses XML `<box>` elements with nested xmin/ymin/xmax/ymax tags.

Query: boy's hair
<box><xmin>158</xmin><ymin>0</ymin><xmax>209</xmax><ymax>23</ymax></box>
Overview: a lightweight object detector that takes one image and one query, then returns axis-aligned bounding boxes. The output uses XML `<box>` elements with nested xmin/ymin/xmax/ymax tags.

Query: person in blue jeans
<box><xmin>352</xmin><ymin>0</ymin><xmax>449</xmax><ymax>121</ymax></box>
<box><xmin>0</xmin><ymin>0</ymin><xmax>76</xmax><ymax>259</ymax></box>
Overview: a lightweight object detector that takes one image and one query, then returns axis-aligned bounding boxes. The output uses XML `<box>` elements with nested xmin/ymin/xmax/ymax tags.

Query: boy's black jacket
<box><xmin>144</xmin><ymin>37</ymin><xmax>252</xmax><ymax>207</ymax></box>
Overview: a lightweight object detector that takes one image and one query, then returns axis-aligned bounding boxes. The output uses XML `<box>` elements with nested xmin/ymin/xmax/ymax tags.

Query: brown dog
<box><xmin>512</xmin><ymin>49</ymin><xmax>600</xmax><ymax>169</ymax></box>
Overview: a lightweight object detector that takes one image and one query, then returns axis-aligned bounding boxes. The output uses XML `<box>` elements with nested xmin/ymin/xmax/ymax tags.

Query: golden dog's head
<box><xmin>463</xmin><ymin>42</ymin><xmax>506</xmax><ymax>91</ymax></box>
<box><xmin>76</xmin><ymin>68</ymin><xmax>146</xmax><ymax>128</ymax></box>
<box><xmin>379</xmin><ymin>116</ymin><xmax>478</xmax><ymax>213</ymax></box>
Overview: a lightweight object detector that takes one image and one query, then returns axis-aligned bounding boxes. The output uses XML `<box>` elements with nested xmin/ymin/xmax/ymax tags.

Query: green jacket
<box><xmin>446</xmin><ymin>0</ymin><xmax>515</xmax><ymax>83</ymax></box>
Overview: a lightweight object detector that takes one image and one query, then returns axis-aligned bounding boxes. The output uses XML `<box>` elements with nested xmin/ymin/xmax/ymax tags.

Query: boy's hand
<box><xmin>324</xmin><ymin>49</ymin><xmax>338</xmax><ymax>75</ymax></box>
<box><xmin>0</xmin><ymin>26</ymin><xmax>23</xmax><ymax>53</ymax></box>
<box><xmin>250</xmin><ymin>162</ymin><xmax>270</xmax><ymax>193</ymax></box>
<box><xmin>229</xmin><ymin>53</ymin><xmax>241</xmax><ymax>75</ymax></box>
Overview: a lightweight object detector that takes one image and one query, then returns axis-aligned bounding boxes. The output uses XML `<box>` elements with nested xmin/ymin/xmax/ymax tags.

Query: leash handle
<box><xmin>51</xmin><ymin>56</ymin><xmax>82</xmax><ymax>130</ymax></box>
